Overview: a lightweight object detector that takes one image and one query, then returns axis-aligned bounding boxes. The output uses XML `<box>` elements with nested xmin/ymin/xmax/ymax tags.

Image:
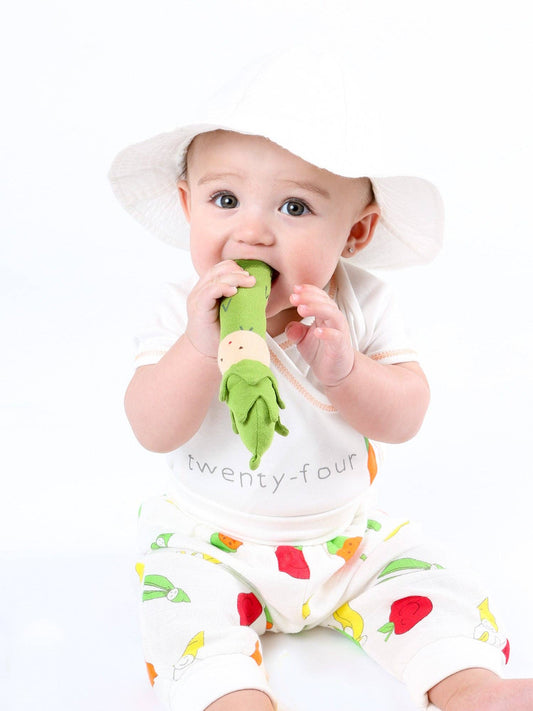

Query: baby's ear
<box><xmin>177</xmin><ymin>180</ymin><xmax>192</xmax><ymax>223</ymax></box>
<box><xmin>348</xmin><ymin>206</ymin><xmax>380</xmax><ymax>254</ymax></box>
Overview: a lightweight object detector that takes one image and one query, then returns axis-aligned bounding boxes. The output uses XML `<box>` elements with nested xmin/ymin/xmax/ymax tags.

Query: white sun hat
<box><xmin>109</xmin><ymin>48</ymin><xmax>444</xmax><ymax>270</ymax></box>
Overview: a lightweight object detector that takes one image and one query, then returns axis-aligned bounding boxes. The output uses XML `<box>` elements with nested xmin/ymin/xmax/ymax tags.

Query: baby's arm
<box><xmin>325</xmin><ymin>358</ymin><xmax>429</xmax><ymax>443</ymax></box>
<box><xmin>286</xmin><ymin>284</ymin><xmax>429</xmax><ymax>443</ymax></box>
<box><xmin>125</xmin><ymin>261</ymin><xmax>255</xmax><ymax>452</ymax></box>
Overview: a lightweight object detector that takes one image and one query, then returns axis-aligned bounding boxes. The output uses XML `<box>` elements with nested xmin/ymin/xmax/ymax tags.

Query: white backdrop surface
<box><xmin>1</xmin><ymin>2</ymin><xmax>532</xmax><ymax>709</ymax></box>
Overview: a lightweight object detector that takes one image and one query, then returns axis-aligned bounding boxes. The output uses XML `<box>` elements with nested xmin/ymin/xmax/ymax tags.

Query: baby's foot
<box><xmin>445</xmin><ymin>677</ymin><xmax>533</xmax><ymax>711</ymax></box>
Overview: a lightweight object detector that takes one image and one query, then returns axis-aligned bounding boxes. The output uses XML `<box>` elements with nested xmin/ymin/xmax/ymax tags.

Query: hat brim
<box><xmin>109</xmin><ymin>124</ymin><xmax>444</xmax><ymax>270</ymax></box>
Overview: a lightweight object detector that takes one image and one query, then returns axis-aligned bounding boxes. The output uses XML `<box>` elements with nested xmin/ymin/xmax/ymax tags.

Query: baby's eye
<box><xmin>280</xmin><ymin>199</ymin><xmax>310</xmax><ymax>217</ymax></box>
<box><xmin>213</xmin><ymin>192</ymin><xmax>239</xmax><ymax>209</ymax></box>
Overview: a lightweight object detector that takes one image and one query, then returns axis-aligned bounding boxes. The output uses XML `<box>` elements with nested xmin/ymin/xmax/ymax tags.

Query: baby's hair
<box><xmin>178</xmin><ymin>134</ymin><xmax>204</xmax><ymax>182</ymax></box>
<box><xmin>178</xmin><ymin>154</ymin><xmax>189</xmax><ymax>181</ymax></box>
<box><xmin>360</xmin><ymin>178</ymin><xmax>376</xmax><ymax>208</ymax></box>
<box><xmin>178</xmin><ymin>132</ymin><xmax>375</xmax><ymax>211</ymax></box>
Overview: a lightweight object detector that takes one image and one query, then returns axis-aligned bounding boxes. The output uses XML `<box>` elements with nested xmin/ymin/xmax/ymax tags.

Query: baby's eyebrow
<box><xmin>196</xmin><ymin>173</ymin><xmax>331</xmax><ymax>200</ymax></box>
<box><xmin>278</xmin><ymin>179</ymin><xmax>331</xmax><ymax>199</ymax></box>
<box><xmin>197</xmin><ymin>172</ymin><xmax>241</xmax><ymax>186</ymax></box>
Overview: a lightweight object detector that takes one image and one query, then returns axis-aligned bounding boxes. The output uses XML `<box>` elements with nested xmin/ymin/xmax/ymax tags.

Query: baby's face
<box><xmin>178</xmin><ymin>130</ymin><xmax>375</xmax><ymax>332</ymax></box>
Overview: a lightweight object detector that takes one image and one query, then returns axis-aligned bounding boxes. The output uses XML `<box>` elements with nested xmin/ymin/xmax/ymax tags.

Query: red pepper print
<box><xmin>275</xmin><ymin>546</ymin><xmax>311</xmax><ymax>579</ymax></box>
<box><xmin>378</xmin><ymin>595</ymin><xmax>433</xmax><ymax>641</ymax></box>
<box><xmin>502</xmin><ymin>639</ymin><xmax>510</xmax><ymax>664</ymax></box>
<box><xmin>237</xmin><ymin>592</ymin><xmax>263</xmax><ymax>626</ymax></box>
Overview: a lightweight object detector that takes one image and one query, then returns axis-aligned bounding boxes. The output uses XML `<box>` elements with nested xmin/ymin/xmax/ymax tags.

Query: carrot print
<box><xmin>210</xmin><ymin>532</ymin><xmax>243</xmax><ymax>553</ymax></box>
<box><xmin>146</xmin><ymin>662</ymin><xmax>157</xmax><ymax>686</ymax></box>
<box><xmin>326</xmin><ymin>536</ymin><xmax>362</xmax><ymax>561</ymax></box>
<box><xmin>250</xmin><ymin>640</ymin><xmax>263</xmax><ymax>666</ymax></box>
<box><xmin>364</xmin><ymin>437</ymin><xmax>378</xmax><ymax>483</ymax></box>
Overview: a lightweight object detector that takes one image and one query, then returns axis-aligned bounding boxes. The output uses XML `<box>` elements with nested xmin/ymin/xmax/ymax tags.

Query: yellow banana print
<box><xmin>474</xmin><ymin>597</ymin><xmax>510</xmax><ymax>663</ymax></box>
<box><xmin>175</xmin><ymin>631</ymin><xmax>205</xmax><ymax>671</ymax></box>
<box><xmin>384</xmin><ymin>521</ymin><xmax>410</xmax><ymax>541</ymax></box>
<box><xmin>333</xmin><ymin>602</ymin><xmax>364</xmax><ymax>641</ymax></box>
<box><xmin>135</xmin><ymin>562</ymin><xmax>145</xmax><ymax>583</ymax></box>
<box><xmin>478</xmin><ymin>598</ymin><xmax>498</xmax><ymax>630</ymax></box>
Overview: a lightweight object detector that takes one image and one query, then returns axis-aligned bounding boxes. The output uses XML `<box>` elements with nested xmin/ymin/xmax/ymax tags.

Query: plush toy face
<box><xmin>218</xmin><ymin>330</ymin><xmax>270</xmax><ymax>374</ymax></box>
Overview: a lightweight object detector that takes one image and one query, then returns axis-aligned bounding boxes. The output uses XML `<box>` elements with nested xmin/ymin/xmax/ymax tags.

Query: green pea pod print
<box><xmin>142</xmin><ymin>574</ymin><xmax>191</xmax><ymax>603</ymax></box>
<box><xmin>378</xmin><ymin>557</ymin><xmax>444</xmax><ymax>579</ymax></box>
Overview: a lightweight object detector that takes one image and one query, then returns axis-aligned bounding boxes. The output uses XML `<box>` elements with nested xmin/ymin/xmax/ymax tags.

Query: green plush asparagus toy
<box><xmin>218</xmin><ymin>259</ymin><xmax>288</xmax><ymax>469</ymax></box>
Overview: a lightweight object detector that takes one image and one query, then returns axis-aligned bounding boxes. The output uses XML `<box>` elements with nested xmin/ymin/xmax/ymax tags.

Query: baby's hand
<box><xmin>286</xmin><ymin>284</ymin><xmax>354</xmax><ymax>386</ymax></box>
<box><xmin>185</xmin><ymin>260</ymin><xmax>256</xmax><ymax>358</ymax></box>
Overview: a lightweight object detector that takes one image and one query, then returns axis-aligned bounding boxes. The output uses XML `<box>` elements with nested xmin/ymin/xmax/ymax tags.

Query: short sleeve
<box><xmin>337</xmin><ymin>262</ymin><xmax>419</xmax><ymax>366</ymax></box>
<box><xmin>134</xmin><ymin>277</ymin><xmax>193</xmax><ymax>368</ymax></box>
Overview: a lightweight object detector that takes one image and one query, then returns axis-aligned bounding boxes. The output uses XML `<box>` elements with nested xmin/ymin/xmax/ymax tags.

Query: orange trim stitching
<box><xmin>370</xmin><ymin>349</ymin><xmax>417</xmax><ymax>362</ymax></box>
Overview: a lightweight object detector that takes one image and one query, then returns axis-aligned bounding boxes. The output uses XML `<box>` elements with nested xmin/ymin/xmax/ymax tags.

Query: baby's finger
<box><xmin>291</xmin><ymin>294</ymin><xmax>343</xmax><ymax>328</ymax></box>
<box><xmin>198</xmin><ymin>264</ymin><xmax>256</xmax><ymax>300</ymax></box>
<box><xmin>194</xmin><ymin>276</ymin><xmax>251</xmax><ymax>311</ymax></box>
<box><xmin>292</xmin><ymin>283</ymin><xmax>333</xmax><ymax>303</ymax></box>
<box><xmin>285</xmin><ymin>320</ymin><xmax>310</xmax><ymax>344</ymax></box>
<box><xmin>313</xmin><ymin>326</ymin><xmax>345</xmax><ymax>343</ymax></box>
<box><xmin>211</xmin><ymin>260</ymin><xmax>256</xmax><ymax>285</ymax></box>
<box><xmin>290</xmin><ymin>284</ymin><xmax>338</xmax><ymax>314</ymax></box>
<box><xmin>218</xmin><ymin>273</ymin><xmax>256</xmax><ymax>291</ymax></box>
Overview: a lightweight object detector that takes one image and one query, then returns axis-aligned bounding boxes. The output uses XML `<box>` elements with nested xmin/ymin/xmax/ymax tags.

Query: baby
<box><xmin>109</xmin><ymin>52</ymin><xmax>533</xmax><ymax>711</ymax></box>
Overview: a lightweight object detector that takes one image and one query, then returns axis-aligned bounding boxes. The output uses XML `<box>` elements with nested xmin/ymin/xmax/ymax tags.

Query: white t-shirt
<box><xmin>134</xmin><ymin>259</ymin><xmax>418</xmax><ymax>544</ymax></box>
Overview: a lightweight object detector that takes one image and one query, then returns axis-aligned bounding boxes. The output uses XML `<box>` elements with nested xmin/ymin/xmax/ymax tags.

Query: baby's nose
<box><xmin>234</xmin><ymin>213</ymin><xmax>275</xmax><ymax>246</ymax></box>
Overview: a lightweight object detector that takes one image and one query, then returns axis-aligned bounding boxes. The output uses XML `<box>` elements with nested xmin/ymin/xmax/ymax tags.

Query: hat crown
<box><xmin>194</xmin><ymin>48</ymin><xmax>350</xmax><ymax>175</ymax></box>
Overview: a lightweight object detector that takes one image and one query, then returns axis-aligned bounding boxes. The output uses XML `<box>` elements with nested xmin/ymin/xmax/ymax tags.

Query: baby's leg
<box><xmin>205</xmin><ymin>689</ymin><xmax>275</xmax><ymax>710</ymax></box>
<box><xmin>428</xmin><ymin>668</ymin><xmax>533</xmax><ymax>710</ymax></box>
<box><xmin>320</xmin><ymin>515</ymin><xmax>511</xmax><ymax>709</ymax></box>
<box><xmin>139</xmin><ymin>548</ymin><xmax>275</xmax><ymax>711</ymax></box>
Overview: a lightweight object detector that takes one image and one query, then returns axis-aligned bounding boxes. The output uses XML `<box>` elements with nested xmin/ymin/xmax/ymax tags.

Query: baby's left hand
<box><xmin>285</xmin><ymin>284</ymin><xmax>354</xmax><ymax>387</ymax></box>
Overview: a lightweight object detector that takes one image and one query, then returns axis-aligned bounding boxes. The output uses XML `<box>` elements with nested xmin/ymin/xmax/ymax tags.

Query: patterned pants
<box><xmin>136</xmin><ymin>496</ymin><xmax>509</xmax><ymax>711</ymax></box>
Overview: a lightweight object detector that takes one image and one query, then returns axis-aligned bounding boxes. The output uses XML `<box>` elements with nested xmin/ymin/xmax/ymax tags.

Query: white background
<box><xmin>1</xmin><ymin>1</ymin><xmax>532</xmax><ymax>709</ymax></box>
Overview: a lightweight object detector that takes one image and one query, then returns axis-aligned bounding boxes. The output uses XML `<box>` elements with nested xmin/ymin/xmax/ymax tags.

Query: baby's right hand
<box><xmin>185</xmin><ymin>260</ymin><xmax>256</xmax><ymax>358</ymax></box>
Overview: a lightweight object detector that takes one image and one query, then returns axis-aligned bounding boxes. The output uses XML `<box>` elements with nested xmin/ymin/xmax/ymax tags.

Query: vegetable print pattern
<box><xmin>378</xmin><ymin>595</ymin><xmax>433</xmax><ymax>641</ymax></box>
<box><xmin>137</xmin><ymin>514</ymin><xmax>510</xmax><ymax>691</ymax></box>
<box><xmin>142</xmin><ymin>574</ymin><xmax>191</xmax><ymax>603</ymax></box>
